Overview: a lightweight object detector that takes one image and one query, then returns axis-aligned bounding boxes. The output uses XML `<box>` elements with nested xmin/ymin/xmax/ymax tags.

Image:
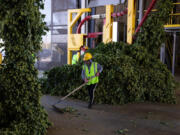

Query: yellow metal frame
<box><xmin>68</xmin><ymin>5</ymin><xmax>114</xmax><ymax>64</ymax></box>
<box><xmin>164</xmin><ymin>24</ymin><xmax>180</xmax><ymax>28</ymax></box>
<box><xmin>127</xmin><ymin>0</ymin><xmax>136</xmax><ymax>44</ymax></box>
<box><xmin>127</xmin><ymin>1</ymin><xmax>180</xmax><ymax>45</ymax></box>
<box><xmin>164</xmin><ymin>2</ymin><xmax>180</xmax><ymax>28</ymax></box>
<box><xmin>103</xmin><ymin>5</ymin><xmax>114</xmax><ymax>43</ymax></box>
<box><xmin>68</xmin><ymin>8</ymin><xmax>91</xmax><ymax>64</ymax></box>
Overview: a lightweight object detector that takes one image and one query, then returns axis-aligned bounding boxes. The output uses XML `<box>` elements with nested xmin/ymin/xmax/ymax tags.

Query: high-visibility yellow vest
<box><xmin>83</xmin><ymin>62</ymin><xmax>99</xmax><ymax>85</ymax></box>
<box><xmin>72</xmin><ymin>53</ymin><xmax>79</xmax><ymax>65</ymax></box>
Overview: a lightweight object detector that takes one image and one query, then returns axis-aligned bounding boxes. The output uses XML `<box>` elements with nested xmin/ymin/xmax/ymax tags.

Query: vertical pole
<box><xmin>68</xmin><ymin>11</ymin><xmax>72</xmax><ymax>65</ymax></box>
<box><xmin>103</xmin><ymin>5</ymin><xmax>114</xmax><ymax>43</ymax></box>
<box><xmin>160</xmin><ymin>43</ymin><xmax>165</xmax><ymax>64</ymax></box>
<box><xmin>89</xmin><ymin>7</ymin><xmax>96</xmax><ymax>48</ymax></box>
<box><xmin>113</xmin><ymin>22</ymin><xmax>118</xmax><ymax>42</ymax></box>
<box><xmin>172</xmin><ymin>32</ymin><xmax>177</xmax><ymax>76</ymax></box>
<box><xmin>123</xmin><ymin>24</ymin><xmax>126</xmax><ymax>42</ymax></box>
<box><xmin>127</xmin><ymin>0</ymin><xmax>136</xmax><ymax>44</ymax></box>
<box><xmin>68</xmin><ymin>50</ymin><xmax>72</xmax><ymax>65</ymax></box>
<box><xmin>85</xmin><ymin>0</ymin><xmax>89</xmax><ymax>46</ymax></box>
<box><xmin>68</xmin><ymin>11</ymin><xmax>73</xmax><ymax>34</ymax></box>
<box><xmin>138</xmin><ymin>0</ymin><xmax>143</xmax><ymax>25</ymax></box>
<box><xmin>51</xmin><ymin>0</ymin><xmax>53</xmax><ymax>58</ymax></box>
<box><xmin>81</xmin><ymin>0</ymin><xmax>86</xmax><ymax>34</ymax></box>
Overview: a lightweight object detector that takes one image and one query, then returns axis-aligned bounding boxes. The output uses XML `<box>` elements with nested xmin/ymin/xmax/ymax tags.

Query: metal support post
<box><xmin>127</xmin><ymin>0</ymin><xmax>136</xmax><ymax>44</ymax></box>
<box><xmin>138</xmin><ymin>0</ymin><xmax>144</xmax><ymax>25</ymax></box>
<box><xmin>172</xmin><ymin>32</ymin><xmax>177</xmax><ymax>76</ymax></box>
<box><xmin>103</xmin><ymin>5</ymin><xmax>114</xmax><ymax>43</ymax></box>
<box><xmin>160</xmin><ymin>43</ymin><xmax>165</xmax><ymax>64</ymax></box>
<box><xmin>50</xmin><ymin>0</ymin><xmax>53</xmax><ymax>58</ymax></box>
<box><xmin>113</xmin><ymin>22</ymin><xmax>119</xmax><ymax>42</ymax></box>
<box><xmin>81</xmin><ymin>0</ymin><xmax>86</xmax><ymax>33</ymax></box>
<box><xmin>89</xmin><ymin>7</ymin><xmax>96</xmax><ymax>48</ymax></box>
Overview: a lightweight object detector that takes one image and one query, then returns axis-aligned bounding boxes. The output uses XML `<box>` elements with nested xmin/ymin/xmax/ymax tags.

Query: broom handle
<box><xmin>61</xmin><ymin>83</ymin><xmax>87</xmax><ymax>101</ymax></box>
<box><xmin>61</xmin><ymin>76</ymin><xmax>96</xmax><ymax>101</ymax></box>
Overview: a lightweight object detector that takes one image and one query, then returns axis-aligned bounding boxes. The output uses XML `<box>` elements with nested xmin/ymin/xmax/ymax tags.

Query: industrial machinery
<box><xmin>67</xmin><ymin>5</ymin><xmax>127</xmax><ymax>64</ymax></box>
<box><xmin>67</xmin><ymin>0</ymin><xmax>180</xmax><ymax>68</ymax></box>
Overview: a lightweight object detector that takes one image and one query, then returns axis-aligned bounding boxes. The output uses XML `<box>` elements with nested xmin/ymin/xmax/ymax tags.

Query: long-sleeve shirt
<box><xmin>81</xmin><ymin>60</ymin><xmax>103</xmax><ymax>80</ymax></box>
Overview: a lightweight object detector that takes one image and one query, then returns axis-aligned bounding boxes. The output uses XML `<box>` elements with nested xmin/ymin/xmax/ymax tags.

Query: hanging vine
<box><xmin>0</xmin><ymin>0</ymin><xmax>50</xmax><ymax>134</ymax></box>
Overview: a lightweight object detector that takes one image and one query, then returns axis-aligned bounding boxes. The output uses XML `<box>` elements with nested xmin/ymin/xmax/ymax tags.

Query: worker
<box><xmin>81</xmin><ymin>52</ymin><xmax>103</xmax><ymax>109</ymax></box>
<box><xmin>72</xmin><ymin>45</ymin><xmax>88</xmax><ymax>65</ymax></box>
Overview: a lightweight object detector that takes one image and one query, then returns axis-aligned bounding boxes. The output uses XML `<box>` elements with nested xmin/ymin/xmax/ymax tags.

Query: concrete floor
<box><xmin>41</xmin><ymin>88</ymin><xmax>180</xmax><ymax>135</ymax></box>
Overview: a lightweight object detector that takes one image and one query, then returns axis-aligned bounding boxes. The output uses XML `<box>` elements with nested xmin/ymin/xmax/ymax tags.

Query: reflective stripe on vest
<box><xmin>83</xmin><ymin>62</ymin><xmax>99</xmax><ymax>85</ymax></box>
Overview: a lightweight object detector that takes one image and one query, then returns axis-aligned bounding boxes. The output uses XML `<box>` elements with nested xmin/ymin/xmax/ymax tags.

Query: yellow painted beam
<box><xmin>70</xmin><ymin>12</ymin><xmax>83</xmax><ymax>28</ymax></box>
<box><xmin>144</xmin><ymin>9</ymin><xmax>157</xmax><ymax>12</ymax></box>
<box><xmin>68</xmin><ymin>12</ymin><xmax>73</xmax><ymax>34</ymax></box>
<box><xmin>68</xmin><ymin>8</ymin><xmax>91</xmax><ymax>13</ymax></box>
<box><xmin>103</xmin><ymin>5</ymin><xmax>114</xmax><ymax>43</ymax></box>
<box><xmin>127</xmin><ymin>0</ymin><xmax>136</xmax><ymax>44</ymax></box>
<box><xmin>68</xmin><ymin>8</ymin><xmax>91</xmax><ymax>34</ymax></box>
<box><xmin>169</xmin><ymin>13</ymin><xmax>180</xmax><ymax>16</ymax></box>
<box><xmin>164</xmin><ymin>24</ymin><xmax>180</xmax><ymax>28</ymax></box>
<box><xmin>68</xmin><ymin>50</ymin><xmax>72</xmax><ymax>65</ymax></box>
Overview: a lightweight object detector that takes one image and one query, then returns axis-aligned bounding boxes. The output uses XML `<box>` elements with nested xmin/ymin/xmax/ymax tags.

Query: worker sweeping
<box><xmin>72</xmin><ymin>45</ymin><xmax>88</xmax><ymax>65</ymax></box>
<box><xmin>81</xmin><ymin>53</ymin><xmax>103</xmax><ymax>109</ymax></box>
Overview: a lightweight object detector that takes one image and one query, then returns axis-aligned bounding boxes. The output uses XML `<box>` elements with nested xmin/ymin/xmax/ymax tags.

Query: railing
<box><xmin>144</xmin><ymin>2</ymin><xmax>180</xmax><ymax>28</ymax></box>
<box><xmin>165</xmin><ymin>2</ymin><xmax>180</xmax><ymax>28</ymax></box>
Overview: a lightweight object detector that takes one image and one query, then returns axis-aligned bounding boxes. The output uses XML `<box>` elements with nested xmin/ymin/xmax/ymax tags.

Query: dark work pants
<box><xmin>87</xmin><ymin>84</ymin><xmax>97</xmax><ymax>105</ymax></box>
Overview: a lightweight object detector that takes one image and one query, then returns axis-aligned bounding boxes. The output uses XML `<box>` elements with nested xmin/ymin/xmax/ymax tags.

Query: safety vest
<box><xmin>32</xmin><ymin>54</ymin><xmax>36</xmax><ymax>62</ymax></box>
<box><xmin>83</xmin><ymin>62</ymin><xmax>99</xmax><ymax>85</ymax></box>
<box><xmin>72</xmin><ymin>53</ymin><xmax>79</xmax><ymax>65</ymax></box>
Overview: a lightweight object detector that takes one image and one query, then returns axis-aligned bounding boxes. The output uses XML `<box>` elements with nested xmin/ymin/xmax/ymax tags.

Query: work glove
<box><xmin>85</xmin><ymin>78</ymin><xmax>89</xmax><ymax>83</ymax></box>
<box><xmin>96</xmin><ymin>72</ymin><xmax>100</xmax><ymax>76</ymax></box>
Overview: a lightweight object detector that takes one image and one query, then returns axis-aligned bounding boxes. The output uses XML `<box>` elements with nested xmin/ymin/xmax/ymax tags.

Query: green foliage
<box><xmin>115</xmin><ymin>128</ymin><xmax>128</xmax><ymax>135</ymax></box>
<box><xmin>135</xmin><ymin>0</ymin><xmax>173</xmax><ymax>56</ymax></box>
<box><xmin>60</xmin><ymin>106</ymin><xmax>77</xmax><ymax>114</ymax></box>
<box><xmin>0</xmin><ymin>0</ymin><xmax>50</xmax><ymax>134</ymax></box>
<box><xmin>41</xmin><ymin>0</ymin><xmax>176</xmax><ymax>105</ymax></box>
<box><xmin>41</xmin><ymin>64</ymin><xmax>83</xmax><ymax>95</ymax></box>
<box><xmin>42</xmin><ymin>42</ymin><xmax>176</xmax><ymax>105</ymax></box>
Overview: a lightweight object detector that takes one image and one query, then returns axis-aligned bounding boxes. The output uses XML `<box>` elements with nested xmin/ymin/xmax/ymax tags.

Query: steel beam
<box><xmin>138</xmin><ymin>0</ymin><xmax>143</xmax><ymax>24</ymax></box>
<box><xmin>160</xmin><ymin>43</ymin><xmax>165</xmax><ymax>64</ymax></box>
<box><xmin>172</xmin><ymin>32</ymin><xmax>177</xmax><ymax>76</ymax></box>
<box><xmin>127</xmin><ymin>0</ymin><xmax>136</xmax><ymax>44</ymax></box>
<box><xmin>103</xmin><ymin>5</ymin><xmax>114</xmax><ymax>43</ymax></box>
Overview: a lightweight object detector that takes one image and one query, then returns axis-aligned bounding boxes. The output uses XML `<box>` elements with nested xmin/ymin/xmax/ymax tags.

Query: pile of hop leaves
<box><xmin>41</xmin><ymin>0</ymin><xmax>176</xmax><ymax>105</ymax></box>
<box><xmin>42</xmin><ymin>42</ymin><xmax>176</xmax><ymax>104</ymax></box>
<box><xmin>41</xmin><ymin>64</ymin><xmax>82</xmax><ymax>95</ymax></box>
<box><xmin>0</xmin><ymin>0</ymin><xmax>50</xmax><ymax>134</ymax></box>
